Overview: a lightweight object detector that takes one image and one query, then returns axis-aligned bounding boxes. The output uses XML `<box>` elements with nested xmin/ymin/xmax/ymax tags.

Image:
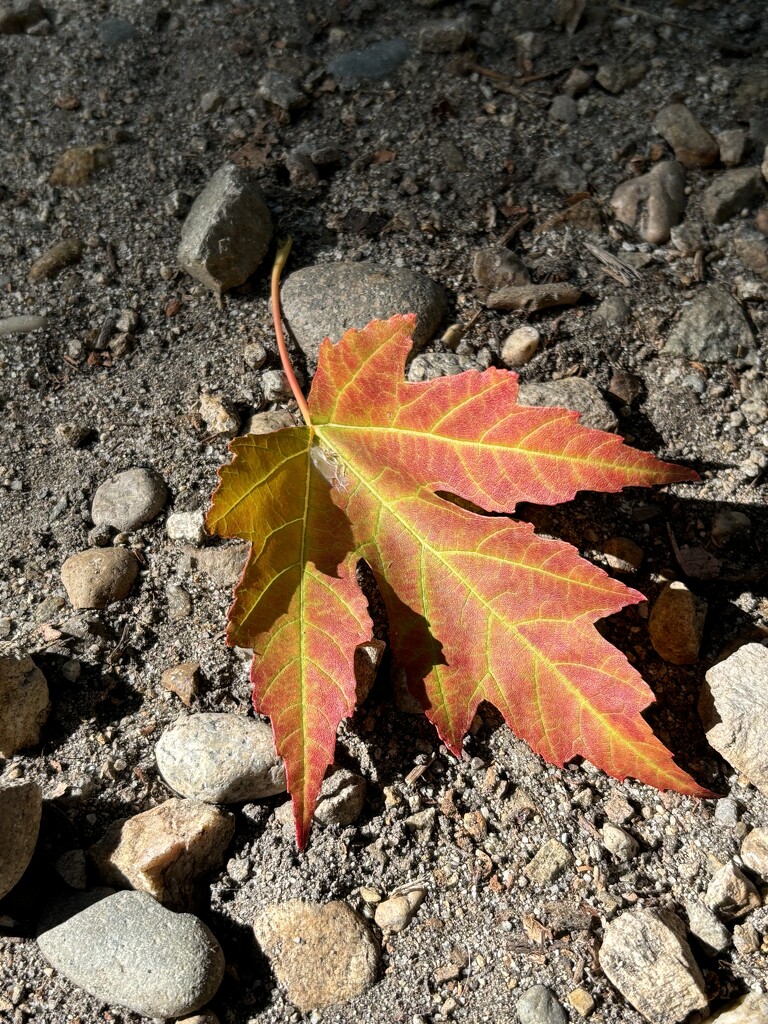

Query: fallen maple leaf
<box><xmin>208</xmin><ymin>244</ymin><xmax>706</xmax><ymax>847</ymax></box>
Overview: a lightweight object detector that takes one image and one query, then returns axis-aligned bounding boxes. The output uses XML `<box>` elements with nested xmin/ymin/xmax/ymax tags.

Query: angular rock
<box><xmin>253</xmin><ymin>900</ymin><xmax>379</xmax><ymax>1011</ymax></box>
<box><xmin>702</xmin><ymin>167</ymin><xmax>765</xmax><ymax>225</ymax></box>
<box><xmin>91</xmin><ymin>468</ymin><xmax>168</xmax><ymax>532</ymax></box>
<box><xmin>517</xmin><ymin>378</ymin><xmax>618</xmax><ymax>433</ymax></box>
<box><xmin>706</xmin><ymin>993</ymin><xmax>768</xmax><ymax>1023</ymax></box>
<box><xmin>166</xmin><ymin>511</ymin><xmax>206</xmax><ymax>545</ymax></box>
<box><xmin>568</xmin><ymin>987</ymin><xmax>595</xmax><ymax>1017</ymax></box>
<box><xmin>28</xmin><ymin>238</ymin><xmax>83</xmax><ymax>283</ymax></box>
<box><xmin>178</xmin><ymin>164</ymin><xmax>272</xmax><ymax>294</ymax></box>
<box><xmin>705</xmin><ymin>861</ymin><xmax>761</xmax><ymax>920</ymax></box>
<box><xmin>38</xmin><ymin>891</ymin><xmax>224</xmax><ymax>1019</ymax></box>
<box><xmin>0</xmin><ymin>780</ymin><xmax>42</xmax><ymax>899</ymax></box>
<box><xmin>598</xmin><ymin>908</ymin><xmax>708</xmax><ymax>1024</ymax></box>
<box><xmin>685</xmin><ymin>898</ymin><xmax>731</xmax><ymax>955</ymax></box>
<box><xmin>418</xmin><ymin>17</ymin><xmax>468</xmax><ymax>53</ymax></box>
<box><xmin>155</xmin><ymin>713</ymin><xmax>286</xmax><ymax>803</ymax></box>
<box><xmin>49</xmin><ymin>145</ymin><xmax>111</xmax><ymax>187</ymax></box>
<box><xmin>280</xmin><ymin>262</ymin><xmax>447</xmax><ymax>369</ymax></box>
<box><xmin>536</xmin><ymin>153</ymin><xmax>587</xmax><ymax>195</ymax></box>
<box><xmin>199</xmin><ymin>393</ymin><xmax>240</xmax><ymax>437</ymax></box>
<box><xmin>314</xmin><ymin>767</ymin><xmax>366</xmax><ymax>827</ymax></box>
<box><xmin>741</xmin><ymin>827</ymin><xmax>768</xmax><ymax>882</ymax></box>
<box><xmin>243</xmin><ymin>409</ymin><xmax>295</xmax><ymax>435</ymax></box>
<box><xmin>258</xmin><ymin>71</ymin><xmax>305</xmax><ymax>113</ymax></box>
<box><xmin>662</xmin><ymin>286</ymin><xmax>753</xmax><ymax>363</ymax></box>
<box><xmin>90</xmin><ymin>798</ymin><xmax>235</xmax><ymax>910</ymax></box>
<box><xmin>0</xmin><ymin>656</ymin><xmax>50</xmax><ymax>756</ymax></box>
<box><xmin>524</xmin><ymin>839</ymin><xmax>574</xmax><ymax>884</ymax></box>
<box><xmin>60</xmin><ymin>548</ymin><xmax>139</xmax><ymax>610</ymax></box>
<box><xmin>610</xmin><ymin>161</ymin><xmax>686</xmax><ymax>244</ymax></box>
<box><xmin>501</xmin><ymin>325</ymin><xmax>540</xmax><ymax>367</ymax></box>
<box><xmin>516</xmin><ymin>984</ymin><xmax>567</xmax><ymax>1024</ymax></box>
<box><xmin>648</xmin><ymin>581</ymin><xmax>707</xmax><ymax>665</ymax></box>
<box><xmin>354</xmin><ymin>638</ymin><xmax>386</xmax><ymax>703</ymax></box>
<box><xmin>192</xmin><ymin>544</ymin><xmax>249</xmax><ymax>589</ymax></box>
<box><xmin>472</xmin><ymin>247</ymin><xmax>530</xmax><ymax>289</ymax></box>
<box><xmin>373</xmin><ymin>887</ymin><xmax>425</xmax><ymax>932</ymax></box>
<box><xmin>596</xmin><ymin>62</ymin><xmax>647</xmax><ymax>94</ymax></box>
<box><xmin>602</xmin><ymin>537</ymin><xmax>644</xmax><ymax>573</ymax></box>
<box><xmin>486</xmin><ymin>282</ymin><xmax>581</xmax><ymax>312</ymax></box>
<box><xmin>161</xmin><ymin>662</ymin><xmax>200</xmax><ymax>706</ymax></box>
<box><xmin>700</xmin><ymin>643</ymin><xmax>768</xmax><ymax>796</ymax></box>
<box><xmin>329</xmin><ymin>38</ymin><xmax>409</xmax><ymax>80</ymax></box>
<box><xmin>653</xmin><ymin>104</ymin><xmax>718</xmax><ymax>169</ymax></box>
<box><xmin>717</xmin><ymin>129</ymin><xmax>747</xmax><ymax>168</ymax></box>
<box><xmin>734</xmin><ymin>224</ymin><xmax>768</xmax><ymax>280</ymax></box>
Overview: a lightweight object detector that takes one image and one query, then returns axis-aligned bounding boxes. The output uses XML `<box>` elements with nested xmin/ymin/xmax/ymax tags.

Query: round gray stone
<box><xmin>91</xmin><ymin>468</ymin><xmax>168</xmax><ymax>532</ymax></box>
<box><xmin>0</xmin><ymin>780</ymin><xmax>42</xmax><ymax>899</ymax></box>
<box><xmin>517</xmin><ymin>984</ymin><xmax>568</xmax><ymax>1024</ymax></box>
<box><xmin>155</xmin><ymin>713</ymin><xmax>286</xmax><ymax>803</ymax></box>
<box><xmin>280</xmin><ymin>262</ymin><xmax>447</xmax><ymax>369</ymax></box>
<box><xmin>37</xmin><ymin>890</ymin><xmax>224</xmax><ymax>1018</ymax></box>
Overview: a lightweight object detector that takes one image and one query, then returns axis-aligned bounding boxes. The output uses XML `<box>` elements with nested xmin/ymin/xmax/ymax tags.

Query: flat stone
<box><xmin>90</xmin><ymin>798</ymin><xmax>235</xmax><ymax>910</ymax></box>
<box><xmin>702</xmin><ymin>167</ymin><xmax>765</xmax><ymax>225</ymax></box>
<box><xmin>501</xmin><ymin>325</ymin><xmax>540</xmax><ymax>367</ymax></box>
<box><xmin>685</xmin><ymin>898</ymin><xmax>731</xmax><ymax>955</ymax></box>
<box><xmin>374</xmin><ymin>888</ymin><xmax>425</xmax><ymax>933</ymax></box>
<box><xmin>253</xmin><ymin>900</ymin><xmax>379</xmax><ymax>1011</ymax></box>
<box><xmin>653</xmin><ymin>104</ymin><xmax>718</xmax><ymax>168</ymax></box>
<box><xmin>473</xmin><ymin>246</ymin><xmax>530</xmax><ymax>289</ymax></box>
<box><xmin>706</xmin><ymin>993</ymin><xmax>768</xmax><ymax>1023</ymax></box>
<box><xmin>407</xmin><ymin>351</ymin><xmax>470</xmax><ymax>382</ymax></box>
<box><xmin>517</xmin><ymin>378</ymin><xmax>618</xmax><ymax>433</ymax></box>
<box><xmin>60</xmin><ymin>548</ymin><xmax>139</xmax><ymax>610</ymax></box>
<box><xmin>161</xmin><ymin>662</ymin><xmax>200</xmax><ymax>705</ymax></box>
<box><xmin>598</xmin><ymin>908</ymin><xmax>708</xmax><ymax>1024</ymax></box>
<box><xmin>155</xmin><ymin>713</ymin><xmax>286</xmax><ymax>803</ymax></box>
<box><xmin>611</xmin><ymin>161</ymin><xmax>686</xmax><ymax>244</ymax></box>
<box><xmin>189</xmin><ymin>544</ymin><xmax>249</xmax><ymax>589</ymax></box>
<box><xmin>0</xmin><ymin>780</ymin><xmax>41</xmax><ymax>899</ymax></box>
<box><xmin>243</xmin><ymin>409</ymin><xmax>295</xmax><ymax>435</ymax></box>
<box><xmin>648</xmin><ymin>581</ymin><xmax>707</xmax><ymax>664</ymax></box>
<box><xmin>38</xmin><ymin>890</ymin><xmax>224</xmax><ymax>1019</ymax></box>
<box><xmin>662</xmin><ymin>286</ymin><xmax>754</xmax><ymax>363</ymax></box>
<box><xmin>486</xmin><ymin>282</ymin><xmax>581</xmax><ymax>312</ymax></box>
<box><xmin>166</xmin><ymin>511</ymin><xmax>206</xmax><ymax>545</ymax></box>
<box><xmin>329</xmin><ymin>38</ymin><xmax>409</xmax><ymax>80</ymax></box>
<box><xmin>699</xmin><ymin>643</ymin><xmax>768</xmax><ymax>796</ymax></box>
<box><xmin>741</xmin><ymin>827</ymin><xmax>768</xmax><ymax>882</ymax></box>
<box><xmin>0</xmin><ymin>315</ymin><xmax>47</xmax><ymax>335</ymax></box>
<box><xmin>281</xmin><ymin>262</ymin><xmax>447</xmax><ymax>369</ymax></box>
<box><xmin>28</xmin><ymin>238</ymin><xmax>83</xmax><ymax>282</ymax></box>
<box><xmin>568</xmin><ymin>987</ymin><xmax>595</xmax><ymax>1017</ymax></box>
<box><xmin>49</xmin><ymin>145</ymin><xmax>111</xmax><ymax>187</ymax></box>
<box><xmin>98</xmin><ymin>18</ymin><xmax>138</xmax><ymax>45</ymax></box>
<box><xmin>524</xmin><ymin>838</ymin><xmax>574</xmax><ymax>884</ymax></box>
<box><xmin>516</xmin><ymin>984</ymin><xmax>568</xmax><ymax>1024</ymax></box>
<box><xmin>178</xmin><ymin>164</ymin><xmax>272</xmax><ymax>294</ymax></box>
<box><xmin>92</xmin><ymin>468</ymin><xmax>168</xmax><ymax>532</ymax></box>
<box><xmin>0</xmin><ymin>655</ymin><xmax>50</xmax><ymax>756</ymax></box>
<box><xmin>705</xmin><ymin>861</ymin><xmax>761</xmax><ymax>920</ymax></box>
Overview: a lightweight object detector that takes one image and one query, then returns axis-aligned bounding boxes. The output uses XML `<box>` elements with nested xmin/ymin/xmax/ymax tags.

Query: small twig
<box><xmin>500</xmin><ymin>214</ymin><xmax>532</xmax><ymax>247</ymax></box>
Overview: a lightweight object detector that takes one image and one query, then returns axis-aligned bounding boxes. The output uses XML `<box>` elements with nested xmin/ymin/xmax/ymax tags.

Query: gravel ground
<box><xmin>1</xmin><ymin>0</ymin><xmax>768</xmax><ymax>1022</ymax></box>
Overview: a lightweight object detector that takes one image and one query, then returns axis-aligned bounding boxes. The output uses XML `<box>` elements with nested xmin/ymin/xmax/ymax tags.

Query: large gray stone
<box><xmin>91</xmin><ymin>467</ymin><xmax>168</xmax><ymax>532</ymax></box>
<box><xmin>0</xmin><ymin>656</ymin><xmax>50</xmax><ymax>756</ymax></box>
<box><xmin>611</xmin><ymin>161</ymin><xmax>686</xmax><ymax>244</ymax></box>
<box><xmin>662</xmin><ymin>286</ymin><xmax>754</xmax><ymax>363</ymax></box>
<box><xmin>702</xmin><ymin>167</ymin><xmax>765</xmax><ymax>225</ymax></box>
<box><xmin>517</xmin><ymin>378</ymin><xmax>618</xmax><ymax>433</ymax></box>
<box><xmin>0</xmin><ymin>780</ymin><xmax>41</xmax><ymax>899</ymax></box>
<box><xmin>280</xmin><ymin>262</ymin><xmax>447</xmax><ymax>369</ymax></box>
<box><xmin>517</xmin><ymin>985</ymin><xmax>567</xmax><ymax>1024</ymax></box>
<box><xmin>178</xmin><ymin>164</ymin><xmax>272</xmax><ymax>293</ymax></box>
<box><xmin>38</xmin><ymin>891</ymin><xmax>224</xmax><ymax>1018</ymax></box>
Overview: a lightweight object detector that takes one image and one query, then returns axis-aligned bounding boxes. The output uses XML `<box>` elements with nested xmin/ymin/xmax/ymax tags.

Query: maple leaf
<box><xmin>208</xmin><ymin>254</ymin><xmax>707</xmax><ymax>848</ymax></box>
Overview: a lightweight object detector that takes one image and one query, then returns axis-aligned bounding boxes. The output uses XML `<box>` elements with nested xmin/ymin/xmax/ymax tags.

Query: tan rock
<box><xmin>0</xmin><ymin>780</ymin><xmax>42</xmax><ymax>899</ymax></box>
<box><xmin>91</xmin><ymin>797</ymin><xmax>234</xmax><ymax>910</ymax></box>
<box><xmin>653</xmin><ymin>104</ymin><xmax>719</xmax><ymax>169</ymax></box>
<box><xmin>0</xmin><ymin>656</ymin><xmax>50</xmax><ymax>756</ymax></box>
<box><xmin>49</xmin><ymin>144</ymin><xmax>111</xmax><ymax>187</ymax></box>
<box><xmin>706</xmin><ymin>992</ymin><xmax>768</xmax><ymax>1023</ymax></box>
<box><xmin>741</xmin><ymin>827</ymin><xmax>768</xmax><ymax>882</ymax></box>
<box><xmin>705</xmin><ymin>861</ymin><xmax>761</xmax><ymax>920</ymax></box>
<box><xmin>524</xmin><ymin>839</ymin><xmax>574</xmax><ymax>884</ymax></box>
<box><xmin>501</xmin><ymin>325</ymin><xmax>540</xmax><ymax>367</ymax></box>
<box><xmin>61</xmin><ymin>547</ymin><xmax>139</xmax><ymax>609</ymax></box>
<box><xmin>28</xmin><ymin>238</ymin><xmax>83</xmax><ymax>282</ymax></box>
<box><xmin>648</xmin><ymin>581</ymin><xmax>707</xmax><ymax>664</ymax></box>
<box><xmin>243</xmin><ymin>409</ymin><xmax>295</xmax><ymax>435</ymax></box>
<box><xmin>374</xmin><ymin>887</ymin><xmax>425</xmax><ymax>932</ymax></box>
<box><xmin>611</xmin><ymin>160</ymin><xmax>686</xmax><ymax>245</ymax></box>
<box><xmin>162</xmin><ymin>662</ymin><xmax>200</xmax><ymax>706</ymax></box>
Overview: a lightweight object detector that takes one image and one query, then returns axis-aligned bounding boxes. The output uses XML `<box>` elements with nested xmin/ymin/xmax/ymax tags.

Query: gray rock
<box><xmin>611</xmin><ymin>161</ymin><xmax>686</xmax><ymax>244</ymax></box>
<box><xmin>685</xmin><ymin>898</ymin><xmax>731</xmax><ymax>955</ymax></box>
<box><xmin>0</xmin><ymin>314</ymin><xmax>47</xmax><ymax>335</ymax></box>
<box><xmin>314</xmin><ymin>767</ymin><xmax>366</xmax><ymax>827</ymax></box>
<box><xmin>734</xmin><ymin>224</ymin><xmax>768</xmax><ymax>280</ymax></box>
<box><xmin>418</xmin><ymin>17</ymin><xmax>468</xmax><ymax>53</ymax></box>
<box><xmin>487</xmin><ymin>282</ymin><xmax>581</xmax><ymax>312</ymax></box>
<box><xmin>550</xmin><ymin>94</ymin><xmax>578</xmax><ymax>124</ymax></box>
<box><xmin>280</xmin><ymin>262</ymin><xmax>447</xmax><ymax>369</ymax></box>
<box><xmin>662</xmin><ymin>286</ymin><xmax>753</xmax><ymax>362</ymax></box>
<box><xmin>178</xmin><ymin>164</ymin><xmax>272</xmax><ymax>294</ymax></box>
<box><xmin>562</xmin><ymin>67</ymin><xmax>593</xmax><ymax>97</ymax></box>
<box><xmin>718</xmin><ymin>129</ymin><xmax>748</xmax><ymax>167</ymax></box>
<box><xmin>407</xmin><ymin>351</ymin><xmax>468</xmax><ymax>382</ymax></box>
<box><xmin>701</xmin><ymin>167</ymin><xmax>765</xmax><ymax>225</ymax></box>
<box><xmin>98</xmin><ymin>18</ymin><xmax>138</xmax><ymax>46</ymax></box>
<box><xmin>653</xmin><ymin>104</ymin><xmax>718</xmax><ymax>168</ymax></box>
<box><xmin>669</xmin><ymin>221</ymin><xmax>705</xmax><ymax>255</ymax></box>
<box><xmin>705</xmin><ymin>861</ymin><xmax>761</xmax><ymax>920</ymax></box>
<box><xmin>0</xmin><ymin>780</ymin><xmax>41</xmax><ymax>899</ymax></box>
<box><xmin>155</xmin><ymin>713</ymin><xmax>286</xmax><ymax>803</ymax></box>
<box><xmin>596</xmin><ymin>294</ymin><xmax>631</xmax><ymax>326</ymax></box>
<box><xmin>38</xmin><ymin>891</ymin><xmax>224</xmax><ymax>1018</ymax></box>
<box><xmin>374</xmin><ymin>888</ymin><xmax>425</xmax><ymax>933</ymax></box>
<box><xmin>0</xmin><ymin>656</ymin><xmax>50</xmax><ymax>756</ymax></box>
<box><xmin>199</xmin><ymin>393</ymin><xmax>240</xmax><ymax>437</ymax></box>
<box><xmin>254</xmin><ymin>900</ymin><xmax>379</xmax><ymax>1011</ymax></box>
<box><xmin>517</xmin><ymin>378</ymin><xmax>618</xmax><ymax>433</ymax></box>
<box><xmin>517</xmin><ymin>985</ymin><xmax>568</xmax><ymax>1024</ymax></box>
<box><xmin>699</xmin><ymin>643</ymin><xmax>768</xmax><ymax>796</ymax></box>
<box><xmin>524</xmin><ymin>838</ymin><xmax>574</xmax><ymax>884</ymax></box>
<box><xmin>329</xmin><ymin>38</ymin><xmax>409</xmax><ymax>80</ymax></box>
<box><xmin>472</xmin><ymin>247</ymin><xmax>530</xmax><ymax>289</ymax></box>
<box><xmin>60</xmin><ymin>548</ymin><xmax>139</xmax><ymax>610</ymax></box>
<box><xmin>598</xmin><ymin>908</ymin><xmax>708</xmax><ymax>1024</ymax></box>
<box><xmin>535</xmin><ymin>154</ymin><xmax>587</xmax><ymax>194</ymax></box>
<box><xmin>596</xmin><ymin>62</ymin><xmax>647</xmax><ymax>94</ymax></box>
<box><xmin>648</xmin><ymin>581</ymin><xmax>707</xmax><ymax>665</ymax></box>
<box><xmin>258</xmin><ymin>71</ymin><xmax>305</xmax><ymax>113</ymax></box>
<box><xmin>706</xmin><ymin>993</ymin><xmax>768</xmax><ymax>1023</ymax></box>
<box><xmin>91</xmin><ymin>468</ymin><xmax>168</xmax><ymax>532</ymax></box>
<box><xmin>189</xmin><ymin>544</ymin><xmax>249</xmax><ymax>589</ymax></box>
<box><xmin>741</xmin><ymin>827</ymin><xmax>768</xmax><ymax>883</ymax></box>
<box><xmin>601</xmin><ymin>823</ymin><xmax>639</xmax><ymax>861</ymax></box>
<box><xmin>200</xmin><ymin>89</ymin><xmax>225</xmax><ymax>114</ymax></box>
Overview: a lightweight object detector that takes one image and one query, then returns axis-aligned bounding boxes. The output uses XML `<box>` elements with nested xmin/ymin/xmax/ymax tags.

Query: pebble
<box><xmin>653</xmin><ymin>104</ymin><xmax>719</xmax><ymax>168</ymax></box>
<box><xmin>517</xmin><ymin>378</ymin><xmax>618</xmax><ymax>433</ymax></box>
<box><xmin>161</xmin><ymin>662</ymin><xmax>200</xmax><ymax>705</ymax></box>
<box><xmin>61</xmin><ymin>548</ymin><xmax>139</xmax><ymax>610</ymax></box>
<box><xmin>0</xmin><ymin>780</ymin><xmax>42</xmax><ymax>899</ymax></box>
<box><xmin>648</xmin><ymin>581</ymin><xmax>706</xmax><ymax>664</ymax></box>
<box><xmin>562</xmin><ymin>67</ymin><xmax>593</xmax><ymax>97</ymax></box>
<box><xmin>178</xmin><ymin>164</ymin><xmax>273</xmax><ymax>294</ymax></box>
<box><xmin>0</xmin><ymin>0</ymin><xmax>47</xmax><ymax>33</ymax></box>
<box><xmin>167</xmin><ymin>510</ymin><xmax>206</xmax><ymax>545</ymax></box>
<box><xmin>407</xmin><ymin>351</ymin><xmax>468</xmax><ymax>382</ymax></box>
<box><xmin>516</xmin><ymin>984</ymin><xmax>567</xmax><ymax>1024</ymax></box>
<box><xmin>314</xmin><ymin>766</ymin><xmax>366</xmax><ymax>827</ymax></box>
<box><xmin>199</xmin><ymin>392</ymin><xmax>240</xmax><ymax>437</ymax></box>
<box><xmin>595</xmin><ymin>62</ymin><xmax>647</xmax><ymax>94</ymax></box>
<box><xmin>28</xmin><ymin>238</ymin><xmax>83</xmax><ymax>283</ymax></box>
<box><xmin>155</xmin><ymin>713</ymin><xmax>286</xmax><ymax>803</ymax></box>
<box><xmin>669</xmin><ymin>221</ymin><xmax>705</xmax><ymax>256</ymax></box>
<box><xmin>49</xmin><ymin>145</ymin><xmax>111</xmax><ymax>187</ymax></box>
<box><xmin>501</xmin><ymin>325</ymin><xmax>540</xmax><ymax>367</ymax></box>
<box><xmin>0</xmin><ymin>314</ymin><xmax>48</xmax><ymax>335</ymax></box>
<box><xmin>717</xmin><ymin>129</ymin><xmax>747</xmax><ymax>167</ymax></box>
<box><xmin>200</xmin><ymin>89</ymin><xmax>225</xmax><ymax>114</ymax></box>
<box><xmin>253</xmin><ymin>900</ymin><xmax>379</xmax><ymax>1011</ymax></box>
<box><xmin>355</xmin><ymin>638</ymin><xmax>386</xmax><ymax>702</ymax></box>
<box><xmin>536</xmin><ymin>153</ymin><xmax>587</xmax><ymax>195</ymax></box>
<box><xmin>486</xmin><ymin>282</ymin><xmax>581</xmax><ymax>312</ymax></box>
<box><xmin>329</xmin><ymin>38</ymin><xmax>409</xmax><ymax>80</ymax></box>
<box><xmin>604</xmin><ymin>793</ymin><xmax>635</xmax><ymax>825</ymax></box>
<box><xmin>601</xmin><ymin>537</ymin><xmax>644</xmax><ymax>573</ymax></box>
<box><xmin>741</xmin><ymin>827</ymin><xmax>768</xmax><ymax>882</ymax></box>
<box><xmin>280</xmin><ymin>262</ymin><xmax>447</xmax><ymax>369</ymax></box>
<box><xmin>685</xmin><ymin>898</ymin><xmax>731</xmax><ymax>955</ymax></box>
<box><xmin>418</xmin><ymin>17</ymin><xmax>468</xmax><ymax>53</ymax></box>
<box><xmin>261</xmin><ymin>368</ymin><xmax>292</xmax><ymax>402</ymax></box>
<box><xmin>92</xmin><ymin>467</ymin><xmax>168</xmax><ymax>532</ymax></box>
<box><xmin>596</xmin><ymin>294</ymin><xmax>630</xmax><ymax>327</ymax></box>
<box><xmin>702</xmin><ymin>167</ymin><xmax>765</xmax><ymax>225</ymax></box>
<box><xmin>732</xmin><ymin>921</ymin><xmax>760</xmax><ymax>954</ymax></box>
<box><xmin>706</xmin><ymin>993</ymin><xmax>768</xmax><ymax>1023</ymax></box>
<box><xmin>524</xmin><ymin>838</ymin><xmax>574</xmax><ymax>884</ymax></box>
<box><xmin>38</xmin><ymin>890</ymin><xmax>224</xmax><ymax>1019</ymax></box>
<box><xmin>700</xmin><ymin>643</ymin><xmax>768</xmax><ymax>796</ymax></box>
<box><xmin>243</xmin><ymin>340</ymin><xmax>267</xmax><ymax>370</ymax></box>
<box><xmin>568</xmin><ymin>987</ymin><xmax>595</xmax><ymax>1017</ymax></box>
<box><xmin>374</xmin><ymin>888</ymin><xmax>425</xmax><ymax>932</ymax></box>
<box><xmin>258</xmin><ymin>70</ymin><xmax>305</xmax><ymax>113</ymax></box>
<box><xmin>97</xmin><ymin>18</ymin><xmax>138</xmax><ymax>46</ymax></box>
<box><xmin>733</xmin><ymin>224</ymin><xmax>768</xmax><ymax>280</ymax></box>
<box><xmin>601</xmin><ymin>823</ymin><xmax>638</xmax><ymax>861</ymax></box>
<box><xmin>55</xmin><ymin>850</ymin><xmax>87</xmax><ymax>890</ymax></box>
<box><xmin>0</xmin><ymin>655</ymin><xmax>50</xmax><ymax>756</ymax></box>
<box><xmin>472</xmin><ymin>246</ymin><xmax>530</xmax><ymax>289</ymax></box>
<box><xmin>610</xmin><ymin>161</ymin><xmax>686</xmax><ymax>244</ymax></box>
<box><xmin>243</xmin><ymin>409</ymin><xmax>295</xmax><ymax>435</ymax></box>
<box><xmin>550</xmin><ymin>94</ymin><xmax>578</xmax><ymax>124</ymax></box>
<box><xmin>91</xmin><ymin>798</ymin><xmax>235</xmax><ymax>910</ymax></box>
<box><xmin>662</xmin><ymin>286</ymin><xmax>754</xmax><ymax>363</ymax></box>
<box><xmin>705</xmin><ymin>861</ymin><xmax>761</xmax><ymax>920</ymax></box>
<box><xmin>598</xmin><ymin>908</ymin><xmax>708</xmax><ymax>1024</ymax></box>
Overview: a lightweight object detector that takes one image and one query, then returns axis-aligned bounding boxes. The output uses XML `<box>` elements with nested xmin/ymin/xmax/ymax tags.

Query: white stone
<box><xmin>501</xmin><ymin>325</ymin><xmax>540</xmax><ymax>367</ymax></box>
<box><xmin>167</xmin><ymin>511</ymin><xmax>206</xmax><ymax>545</ymax></box>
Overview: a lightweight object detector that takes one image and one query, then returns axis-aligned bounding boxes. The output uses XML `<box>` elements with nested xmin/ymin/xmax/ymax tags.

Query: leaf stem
<box><xmin>271</xmin><ymin>237</ymin><xmax>312</xmax><ymax>427</ymax></box>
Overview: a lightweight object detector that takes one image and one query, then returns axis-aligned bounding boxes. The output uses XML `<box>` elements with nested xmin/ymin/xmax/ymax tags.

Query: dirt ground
<box><xmin>1</xmin><ymin>0</ymin><xmax>768</xmax><ymax>1021</ymax></box>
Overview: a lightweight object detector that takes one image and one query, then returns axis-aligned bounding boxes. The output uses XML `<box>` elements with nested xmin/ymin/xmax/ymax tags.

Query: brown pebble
<box><xmin>487</xmin><ymin>282</ymin><xmax>581</xmax><ymax>311</ymax></box>
<box><xmin>49</xmin><ymin>145</ymin><xmax>111</xmax><ymax>187</ymax></box>
<box><xmin>28</xmin><ymin>238</ymin><xmax>84</xmax><ymax>282</ymax></box>
<box><xmin>60</xmin><ymin>547</ymin><xmax>139</xmax><ymax>609</ymax></box>
<box><xmin>161</xmin><ymin>662</ymin><xmax>200</xmax><ymax>706</ymax></box>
